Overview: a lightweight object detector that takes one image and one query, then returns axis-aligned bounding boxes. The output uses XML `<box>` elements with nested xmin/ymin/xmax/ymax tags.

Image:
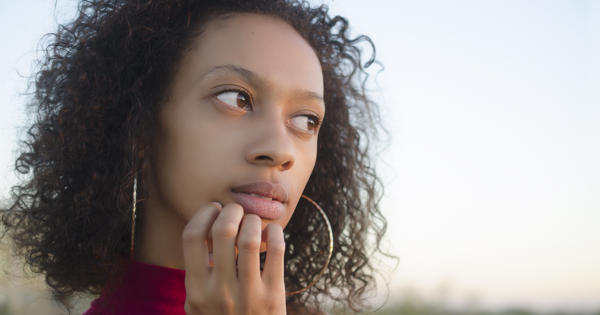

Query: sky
<box><xmin>1</xmin><ymin>0</ymin><xmax>599</xmax><ymax>312</ymax></box>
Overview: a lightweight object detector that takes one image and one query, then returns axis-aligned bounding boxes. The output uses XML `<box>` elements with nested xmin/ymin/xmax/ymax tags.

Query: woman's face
<box><xmin>147</xmin><ymin>14</ymin><xmax>324</xmax><ymax>234</ymax></box>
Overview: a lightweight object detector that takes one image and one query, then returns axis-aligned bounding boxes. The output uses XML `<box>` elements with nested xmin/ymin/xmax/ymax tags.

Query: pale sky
<box><xmin>1</xmin><ymin>0</ymin><xmax>599</xmax><ymax>312</ymax></box>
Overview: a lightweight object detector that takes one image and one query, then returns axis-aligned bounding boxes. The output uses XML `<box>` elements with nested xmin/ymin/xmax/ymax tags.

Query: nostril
<box><xmin>248</xmin><ymin>151</ymin><xmax>294</xmax><ymax>169</ymax></box>
<box><xmin>255</xmin><ymin>155</ymin><xmax>273</xmax><ymax>162</ymax></box>
<box><xmin>281</xmin><ymin>160</ymin><xmax>293</xmax><ymax>170</ymax></box>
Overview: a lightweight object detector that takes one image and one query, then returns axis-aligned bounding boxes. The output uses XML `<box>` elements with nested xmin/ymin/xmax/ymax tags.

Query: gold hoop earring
<box><xmin>128</xmin><ymin>186</ymin><xmax>333</xmax><ymax>294</ymax></box>
<box><xmin>285</xmin><ymin>194</ymin><xmax>334</xmax><ymax>296</ymax></box>
<box><xmin>129</xmin><ymin>175</ymin><xmax>138</xmax><ymax>260</ymax></box>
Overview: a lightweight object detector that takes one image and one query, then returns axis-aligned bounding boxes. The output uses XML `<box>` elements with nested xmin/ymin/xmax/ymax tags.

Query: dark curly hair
<box><xmin>1</xmin><ymin>0</ymin><xmax>389</xmax><ymax>313</ymax></box>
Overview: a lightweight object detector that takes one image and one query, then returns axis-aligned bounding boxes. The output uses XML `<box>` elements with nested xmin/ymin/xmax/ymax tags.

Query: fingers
<box><xmin>183</xmin><ymin>203</ymin><xmax>287</xmax><ymax>314</ymax></box>
<box><xmin>211</xmin><ymin>203</ymin><xmax>244</xmax><ymax>284</ymax></box>
<box><xmin>236</xmin><ymin>214</ymin><xmax>262</xmax><ymax>286</ymax></box>
<box><xmin>261</xmin><ymin>223</ymin><xmax>286</xmax><ymax>288</ymax></box>
<box><xmin>182</xmin><ymin>202</ymin><xmax>221</xmax><ymax>283</ymax></box>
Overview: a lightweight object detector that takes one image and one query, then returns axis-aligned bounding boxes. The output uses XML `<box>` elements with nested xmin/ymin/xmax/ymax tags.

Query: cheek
<box><xmin>152</xmin><ymin>121</ymin><xmax>238</xmax><ymax>220</ymax></box>
<box><xmin>277</xmin><ymin>147</ymin><xmax>318</xmax><ymax>226</ymax></box>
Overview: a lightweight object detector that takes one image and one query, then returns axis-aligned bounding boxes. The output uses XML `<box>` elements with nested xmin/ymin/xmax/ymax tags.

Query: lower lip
<box><xmin>231</xmin><ymin>192</ymin><xmax>284</xmax><ymax>220</ymax></box>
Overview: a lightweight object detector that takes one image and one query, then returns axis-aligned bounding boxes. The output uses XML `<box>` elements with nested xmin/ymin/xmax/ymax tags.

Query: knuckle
<box><xmin>268</xmin><ymin>240</ymin><xmax>286</xmax><ymax>256</ymax></box>
<box><xmin>249</xmin><ymin>293</ymin><xmax>279</xmax><ymax>314</ymax></box>
<box><xmin>262</xmin><ymin>299</ymin><xmax>277</xmax><ymax>313</ymax></box>
<box><xmin>244</xmin><ymin>213</ymin><xmax>261</xmax><ymax>225</ymax></box>
<box><xmin>210</xmin><ymin>288</ymin><xmax>234</xmax><ymax>312</ymax></box>
<box><xmin>238</xmin><ymin>235</ymin><xmax>260</xmax><ymax>252</ymax></box>
<box><xmin>218</xmin><ymin>296</ymin><xmax>234</xmax><ymax>312</ymax></box>
<box><xmin>182</xmin><ymin>227</ymin><xmax>204</xmax><ymax>244</ymax></box>
<box><xmin>213</xmin><ymin>221</ymin><xmax>239</xmax><ymax>239</ymax></box>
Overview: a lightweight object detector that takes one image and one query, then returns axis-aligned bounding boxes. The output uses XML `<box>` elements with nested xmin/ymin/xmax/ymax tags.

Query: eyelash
<box><xmin>213</xmin><ymin>88</ymin><xmax>323</xmax><ymax>132</ymax></box>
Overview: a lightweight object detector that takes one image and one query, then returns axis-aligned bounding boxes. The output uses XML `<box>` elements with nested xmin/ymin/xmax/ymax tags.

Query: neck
<box><xmin>135</xmin><ymin>194</ymin><xmax>187</xmax><ymax>270</ymax></box>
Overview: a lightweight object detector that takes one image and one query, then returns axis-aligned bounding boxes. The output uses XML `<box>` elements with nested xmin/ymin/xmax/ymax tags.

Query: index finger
<box><xmin>182</xmin><ymin>202</ymin><xmax>221</xmax><ymax>282</ymax></box>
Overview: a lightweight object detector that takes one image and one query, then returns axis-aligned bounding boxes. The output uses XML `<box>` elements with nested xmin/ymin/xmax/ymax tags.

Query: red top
<box><xmin>82</xmin><ymin>260</ymin><xmax>186</xmax><ymax>315</ymax></box>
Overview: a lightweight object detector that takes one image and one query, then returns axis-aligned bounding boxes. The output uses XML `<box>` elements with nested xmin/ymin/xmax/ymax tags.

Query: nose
<box><xmin>246</xmin><ymin>113</ymin><xmax>295</xmax><ymax>171</ymax></box>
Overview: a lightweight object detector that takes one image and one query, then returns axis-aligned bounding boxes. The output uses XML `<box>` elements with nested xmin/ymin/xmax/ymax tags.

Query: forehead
<box><xmin>180</xmin><ymin>13</ymin><xmax>323</xmax><ymax>95</ymax></box>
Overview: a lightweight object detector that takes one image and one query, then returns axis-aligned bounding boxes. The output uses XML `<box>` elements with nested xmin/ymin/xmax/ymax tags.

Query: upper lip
<box><xmin>231</xmin><ymin>181</ymin><xmax>288</xmax><ymax>203</ymax></box>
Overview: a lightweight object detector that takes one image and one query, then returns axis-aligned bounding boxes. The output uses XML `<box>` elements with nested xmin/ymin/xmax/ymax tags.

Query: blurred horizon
<box><xmin>1</xmin><ymin>0</ymin><xmax>599</xmax><ymax>314</ymax></box>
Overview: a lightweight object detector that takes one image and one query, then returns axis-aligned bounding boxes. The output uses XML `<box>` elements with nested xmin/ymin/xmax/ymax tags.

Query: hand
<box><xmin>182</xmin><ymin>202</ymin><xmax>287</xmax><ymax>315</ymax></box>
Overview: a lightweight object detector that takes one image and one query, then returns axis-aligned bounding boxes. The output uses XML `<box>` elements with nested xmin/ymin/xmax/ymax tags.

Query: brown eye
<box><xmin>216</xmin><ymin>90</ymin><xmax>252</xmax><ymax>110</ymax></box>
<box><xmin>290</xmin><ymin>114</ymin><xmax>321</xmax><ymax>134</ymax></box>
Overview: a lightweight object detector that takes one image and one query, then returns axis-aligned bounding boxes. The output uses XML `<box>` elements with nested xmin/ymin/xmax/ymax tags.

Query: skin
<box><xmin>135</xmin><ymin>13</ymin><xmax>324</xmax><ymax>313</ymax></box>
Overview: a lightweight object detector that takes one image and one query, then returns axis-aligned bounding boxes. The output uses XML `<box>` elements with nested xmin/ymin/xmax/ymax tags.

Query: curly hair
<box><xmin>1</xmin><ymin>0</ymin><xmax>388</xmax><ymax>313</ymax></box>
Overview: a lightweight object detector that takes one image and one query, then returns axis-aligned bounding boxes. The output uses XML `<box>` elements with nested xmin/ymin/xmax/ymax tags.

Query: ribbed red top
<box><xmin>82</xmin><ymin>259</ymin><xmax>186</xmax><ymax>315</ymax></box>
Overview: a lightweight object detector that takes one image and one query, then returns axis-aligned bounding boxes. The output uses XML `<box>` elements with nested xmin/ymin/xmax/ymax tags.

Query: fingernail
<box><xmin>210</xmin><ymin>201</ymin><xmax>223</xmax><ymax>209</ymax></box>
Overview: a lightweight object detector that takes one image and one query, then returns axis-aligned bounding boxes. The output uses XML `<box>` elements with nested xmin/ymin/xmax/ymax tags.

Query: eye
<box><xmin>215</xmin><ymin>89</ymin><xmax>252</xmax><ymax>110</ymax></box>
<box><xmin>290</xmin><ymin>114</ymin><xmax>322</xmax><ymax>134</ymax></box>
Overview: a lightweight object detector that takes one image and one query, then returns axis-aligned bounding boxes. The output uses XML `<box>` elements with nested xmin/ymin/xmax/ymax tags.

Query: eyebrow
<box><xmin>201</xmin><ymin>64</ymin><xmax>324</xmax><ymax>103</ymax></box>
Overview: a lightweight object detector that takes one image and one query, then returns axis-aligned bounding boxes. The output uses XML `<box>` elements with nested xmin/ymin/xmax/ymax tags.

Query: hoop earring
<box><xmin>285</xmin><ymin>195</ymin><xmax>334</xmax><ymax>296</ymax></box>
<box><xmin>129</xmin><ymin>175</ymin><xmax>138</xmax><ymax>260</ymax></box>
<box><xmin>128</xmin><ymin>185</ymin><xmax>333</xmax><ymax>294</ymax></box>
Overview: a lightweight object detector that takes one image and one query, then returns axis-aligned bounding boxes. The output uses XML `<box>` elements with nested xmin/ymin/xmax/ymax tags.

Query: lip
<box><xmin>231</xmin><ymin>181</ymin><xmax>288</xmax><ymax>220</ymax></box>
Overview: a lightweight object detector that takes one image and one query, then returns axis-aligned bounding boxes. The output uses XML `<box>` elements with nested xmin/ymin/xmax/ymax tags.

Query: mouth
<box><xmin>245</xmin><ymin>192</ymin><xmax>275</xmax><ymax>201</ymax></box>
<box><xmin>230</xmin><ymin>181</ymin><xmax>288</xmax><ymax>220</ymax></box>
<box><xmin>230</xmin><ymin>191</ymin><xmax>285</xmax><ymax>220</ymax></box>
<box><xmin>231</xmin><ymin>181</ymin><xmax>288</xmax><ymax>203</ymax></box>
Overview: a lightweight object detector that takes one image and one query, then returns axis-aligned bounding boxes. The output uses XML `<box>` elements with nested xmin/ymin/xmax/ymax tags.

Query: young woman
<box><xmin>1</xmin><ymin>0</ymin><xmax>388</xmax><ymax>314</ymax></box>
